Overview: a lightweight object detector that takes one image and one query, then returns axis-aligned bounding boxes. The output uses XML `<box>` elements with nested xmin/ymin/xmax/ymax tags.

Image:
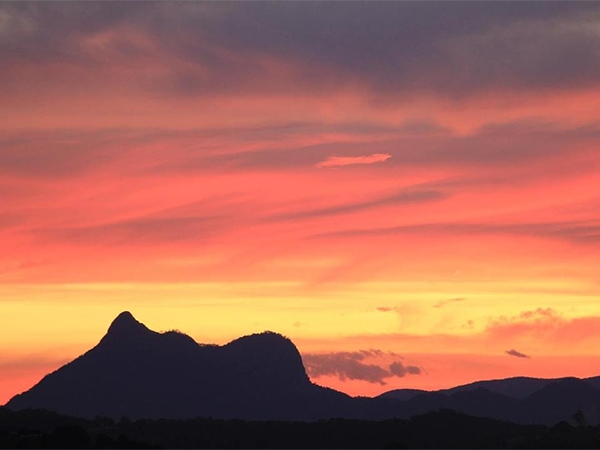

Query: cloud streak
<box><xmin>314</xmin><ymin>220</ymin><xmax>600</xmax><ymax>246</ymax></box>
<box><xmin>37</xmin><ymin>215</ymin><xmax>227</xmax><ymax>246</ymax></box>
<box><xmin>316</xmin><ymin>153</ymin><xmax>392</xmax><ymax>168</ymax></box>
<box><xmin>265</xmin><ymin>189</ymin><xmax>445</xmax><ymax>222</ymax></box>
<box><xmin>433</xmin><ymin>297</ymin><xmax>465</xmax><ymax>309</ymax></box>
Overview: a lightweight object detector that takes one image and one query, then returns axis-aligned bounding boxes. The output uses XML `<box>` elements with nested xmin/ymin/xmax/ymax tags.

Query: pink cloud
<box><xmin>316</xmin><ymin>153</ymin><xmax>392</xmax><ymax>168</ymax></box>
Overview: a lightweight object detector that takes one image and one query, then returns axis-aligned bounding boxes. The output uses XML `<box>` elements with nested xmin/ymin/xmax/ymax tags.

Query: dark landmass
<box><xmin>6</xmin><ymin>405</ymin><xmax>600</xmax><ymax>449</ymax></box>
<box><xmin>7</xmin><ymin>312</ymin><xmax>354</xmax><ymax>421</ymax></box>
<box><xmin>7</xmin><ymin>312</ymin><xmax>600</xmax><ymax>427</ymax></box>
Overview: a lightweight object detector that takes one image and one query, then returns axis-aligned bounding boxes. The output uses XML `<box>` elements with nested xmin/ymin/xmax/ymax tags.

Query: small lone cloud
<box><xmin>505</xmin><ymin>348</ymin><xmax>531</xmax><ymax>359</ymax></box>
<box><xmin>316</xmin><ymin>153</ymin><xmax>391</xmax><ymax>168</ymax></box>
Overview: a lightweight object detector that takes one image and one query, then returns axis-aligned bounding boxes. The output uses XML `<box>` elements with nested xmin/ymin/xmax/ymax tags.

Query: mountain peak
<box><xmin>109</xmin><ymin>311</ymin><xmax>139</xmax><ymax>330</ymax></box>
<box><xmin>227</xmin><ymin>331</ymin><xmax>297</xmax><ymax>352</ymax></box>
<box><xmin>224</xmin><ymin>331</ymin><xmax>311</xmax><ymax>390</ymax></box>
<box><xmin>102</xmin><ymin>311</ymin><xmax>153</xmax><ymax>344</ymax></box>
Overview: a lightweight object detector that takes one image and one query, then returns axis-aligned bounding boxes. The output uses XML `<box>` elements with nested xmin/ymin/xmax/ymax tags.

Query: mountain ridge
<box><xmin>6</xmin><ymin>311</ymin><xmax>600</xmax><ymax>425</ymax></box>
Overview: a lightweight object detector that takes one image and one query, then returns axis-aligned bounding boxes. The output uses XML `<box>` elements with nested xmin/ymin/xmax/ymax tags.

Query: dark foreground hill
<box><xmin>7</xmin><ymin>311</ymin><xmax>600</xmax><ymax>425</ymax></box>
<box><xmin>6</xmin><ymin>406</ymin><xmax>593</xmax><ymax>449</ymax></box>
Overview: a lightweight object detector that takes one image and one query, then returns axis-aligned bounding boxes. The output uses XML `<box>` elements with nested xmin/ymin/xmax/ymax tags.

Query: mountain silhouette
<box><xmin>7</xmin><ymin>312</ymin><xmax>600</xmax><ymax>425</ymax></box>
<box><xmin>518</xmin><ymin>377</ymin><xmax>600</xmax><ymax>425</ymax></box>
<box><xmin>6</xmin><ymin>312</ymin><xmax>352</xmax><ymax>420</ymax></box>
<box><xmin>380</xmin><ymin>376</ymin><xmax>557</xmax><ymax>402</ymax></box>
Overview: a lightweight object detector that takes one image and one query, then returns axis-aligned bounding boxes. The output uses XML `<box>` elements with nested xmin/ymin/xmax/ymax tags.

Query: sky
<box><xmin>2</xmin><ymin>1</ymin><xmax>600</xmax><ymax>404</ymax></box>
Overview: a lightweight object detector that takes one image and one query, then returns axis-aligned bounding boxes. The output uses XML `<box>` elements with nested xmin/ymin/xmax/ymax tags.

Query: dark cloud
<box><xmin>0</xmin><ymin>3</ymin><xmax>150</xmax><ymax>64</ymax></box>
<box><xmin>2</xmin><ymin>3</ymin><xmax>599</xmax><ymax>98</ymax></box>
<box><xmin>505</xmin><ymin>349</ymin><xmax>531</xmax><ymax>359</ymax></box>
<box><xmin>158</xmin><ymin>2</ymin><xmax>600</xmax><ymax>98</ymax></box>
<box><xmin>302</xmin><ymin>349</ymin><xmax>422</xmax><ymax>384</ymax></box>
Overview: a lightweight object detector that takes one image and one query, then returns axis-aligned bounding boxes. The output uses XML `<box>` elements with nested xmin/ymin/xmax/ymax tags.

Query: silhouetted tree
<box><xmin>572</xmin><ymin>410</ymin><xmax>586</xmax><ymax>427</ymax></box>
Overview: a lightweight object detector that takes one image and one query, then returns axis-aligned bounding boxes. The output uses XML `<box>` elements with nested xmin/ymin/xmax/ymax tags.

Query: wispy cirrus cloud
<box><xmin>314</xmin><ymin>220</ymin><xmax>600</xmax><ymax>245</ymax></box>
<box><xmin>36</xmin><ymin>215</ymin><xmax>227</xmax><ymax>246</ymax></box>
<box><xmin>316</xmin><ymin>153</ymin><xmax>391</xmax><ymax>168</ymax></box>
<box><xmin>265</xmin><ymin>189</ymin><xmax>445</xmax><ymax>222</ymax></box>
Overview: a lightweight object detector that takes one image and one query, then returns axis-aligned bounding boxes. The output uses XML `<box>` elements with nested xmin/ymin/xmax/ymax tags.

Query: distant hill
<box><xmin>441</xmin><ymin>376</ymin><xmax>557</xmax><ymax>399</ymax></box>
<box><xmin>380</xmin><ymin>376</ymin><xmax>600</xmax><ymax>425</ymax></box>
<box><xmin>6</xmin><ymin>311</ymin><xmax>600</xmax><ymax>425</ymax></box>
<box><xmin>377</xmin><ymin>388</ymin><xmax>427</xmax><ymax>401</ymax></box>
<box><xmin>380</xmin><ymin>376</ymin><xmax>560</xmax><ymax>401</ymax></box>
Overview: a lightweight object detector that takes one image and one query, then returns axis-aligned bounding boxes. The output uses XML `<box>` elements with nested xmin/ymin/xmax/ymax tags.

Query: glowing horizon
<box><xmin>2</xmin><ymin>2</ymin><xmax>600</xmax><ymax>404</ymax></box>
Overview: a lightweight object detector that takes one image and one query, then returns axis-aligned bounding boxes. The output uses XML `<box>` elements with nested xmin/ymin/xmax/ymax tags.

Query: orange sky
<box><xmin>2</xmin><ymin>2</ymin><xmax>600</xmax><ymax>405</ymax></box>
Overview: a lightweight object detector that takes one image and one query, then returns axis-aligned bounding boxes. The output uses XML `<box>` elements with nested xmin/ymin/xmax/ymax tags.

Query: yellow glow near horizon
<box><xmin>1</xmin><ymin>279</ymin><xmax>598</xmax><ymax>350</ymax></box>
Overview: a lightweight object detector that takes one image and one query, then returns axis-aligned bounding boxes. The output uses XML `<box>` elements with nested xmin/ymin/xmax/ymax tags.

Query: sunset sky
<box><xmin>2</xmin><ymin>2</ymin><xmax>600</xmax><ymax>404</ymax></box>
